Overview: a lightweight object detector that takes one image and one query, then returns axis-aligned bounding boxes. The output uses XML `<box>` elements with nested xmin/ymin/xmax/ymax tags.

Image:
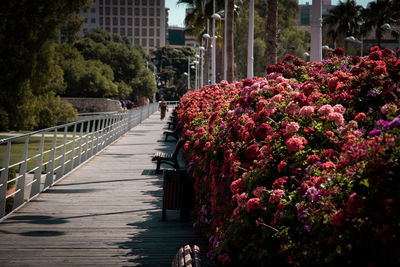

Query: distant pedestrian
<box><xmin>159</xmin><ymin>99</ymin><xmax>167</xmax><ymax>120</ymax></box>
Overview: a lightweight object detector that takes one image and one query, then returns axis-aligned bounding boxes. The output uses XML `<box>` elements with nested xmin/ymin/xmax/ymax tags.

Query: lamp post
<box><xmin>381</xmin><ymin>23</ymin><xmax>400</xmax><ymax>56</ymax></box>
<box><xmin>187</xmin><ymin>56</ymin><xmax>191</xmax><ymax>90</ymax></box>
<box><xmin>211</xmin><ymin>0</ymin><xmax>217</xmax><ymax>84</ymax></box>
<box><xmin>194</xmin><ymin>56</ymin><xmax>200</xmax><ymax>89</ymax></box>
<box><xmin>247</xmin><ymin>0</ymin><xmax>254</xmax><ymax>79</ymax></box>
<box><xmin>344</xmin><ymin>36</ymin><xmax>363</xmax><ymax>56</ymax></box>
<box><xmin>199</xmin><ymin>46</ymin><xmax>205</xmax><ymax>88</ymax></box>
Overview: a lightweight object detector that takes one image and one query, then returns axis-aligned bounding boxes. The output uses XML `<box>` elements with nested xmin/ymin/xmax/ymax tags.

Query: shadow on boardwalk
<box><xmin>116</xmin><ymin>133</ymin><xmax>207</xmax><ymax>267</ymax></box>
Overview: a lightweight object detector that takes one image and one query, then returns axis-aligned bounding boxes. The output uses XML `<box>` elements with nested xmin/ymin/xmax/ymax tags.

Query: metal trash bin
<box><xmin>162</xmin><ymin>168</ymin><xmax>193</xmax><ymax>221</ymax></box>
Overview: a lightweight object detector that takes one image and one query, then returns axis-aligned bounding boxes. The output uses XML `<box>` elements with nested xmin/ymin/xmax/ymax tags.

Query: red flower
<box><xmin>278</xmin><ymin>160</ymin><xmax>287</xmax><ymax>173</ymax></box>
<box><xmin>331</xmin><ymin>209</ymin><xmax>346</xmax><ymax>227</ymax></box>
<box><xmin>346</xmin><ymin>193</ymin><xmax>364</xmax><ymax>215</ymax></box>
<box><xmin>230</xmin><ymin>178</ymin><xmax>244</xmax><ymax>194</ymax></box>
<box><xmin>333</xmin><ymin>48</ymin><xmax>345</xmax><ymax>56</ymax></box>
<box><xmin>245</xmin><ymin>144</ymin><xmax>260</xmax><ymax>160</ymax></box>
<box><xmin>256</xmin><ymin>123</ymin><xmax>273</xmax><ymax>140</ymax></box>
<box><xmin>246</xmin><ymin>198</ymin><xmax>260</xmax><ymax>213</ymax></box>
<box><xmin>355</xmin><ymin>112</ymin><xmax>367</xmax><ymax>121</ymax></box>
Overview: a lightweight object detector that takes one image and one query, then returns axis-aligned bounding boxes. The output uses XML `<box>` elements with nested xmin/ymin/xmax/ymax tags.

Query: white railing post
<box><xmin>75</xmin><ymin>122</ymin><xmax>84</xmax><ymax>168</ymax></box>
<box><xmin>66</xmin><ymin>124</ymin><xmax>77</xmax><ymax>174</ymax></box>
<box><xmin>89</xmin><ymin>119</ymin><xmax>96</xmax><ymax>158</ymax></box>
<box><xmin>0</xmin><ymin>142</ymin><xmax>11</xmax><ymax>217</ymax></box>
<box><xmin>30</xmin><ymin>133</ymin><xmax>45</xmax><ymax>199</ymax></box>
<box><xmin>83</xmin><ymin>120</ymin><xmax>91</xmax><ymax>162</ymax></box>
<box><xmin>44</xmin><ymin>130</ymin><xmax>57</xmax><ymax>189</ymax></box>
<box><xmin>56</xmin><ymin>127</ymin><xmax>68</xmax><ymax>181</ymax></box>
<box><xmin>13</xmin><ymin>137</ymin><xmax>29</xmax><ymax>209</ymax></box>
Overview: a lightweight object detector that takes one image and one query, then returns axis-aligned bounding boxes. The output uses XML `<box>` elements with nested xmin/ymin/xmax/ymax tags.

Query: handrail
<box><xmin>0</xmin><ymin>103</ymin><xmax>158</xmax><ymax>220</ymax></box>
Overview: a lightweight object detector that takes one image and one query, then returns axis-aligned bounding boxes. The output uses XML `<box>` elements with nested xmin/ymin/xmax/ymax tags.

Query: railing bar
<box><xmin>6</xmin><ymin>188</ymin><xmax>21</xmax><ymax>198</ymax></box>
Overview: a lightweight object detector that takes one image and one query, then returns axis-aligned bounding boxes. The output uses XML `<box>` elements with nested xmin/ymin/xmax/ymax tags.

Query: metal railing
<box><xmin>0</xmin><ymin>103</ymin><xmax>158</xmax><ymax>220</ymax></box>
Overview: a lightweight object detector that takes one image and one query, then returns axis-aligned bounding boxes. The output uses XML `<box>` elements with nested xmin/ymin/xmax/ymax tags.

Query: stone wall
<box><xmin>64</xmin><ymin>98</ymin><xmax>123</xmax><ymax>113</ymax></box>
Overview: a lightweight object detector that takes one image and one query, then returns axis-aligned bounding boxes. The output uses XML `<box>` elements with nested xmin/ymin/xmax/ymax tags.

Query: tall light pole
<box><xmin>247</xmin><ymin>0</ymin><xmax>254</xmax><ymax>79</ymax></box>
<box><xmin>224</xmin><ymin>0</ymin><xmax>228</xmax><ymax>81</ymax></box>
<box><xmin>199</xmin><ymin>46</ymin><xmax>205</xmax><ymax>88</ymax></box>
<box><xmin>310</xmin><ymin>0</ymin><xmax>322</xmax><ymax>62</ymax></box>
<box><xmin>194</xmin><ymin>56</ymin><xmax>200</xmax><ymax>89</ymax></box>
<box><xmin>211</xmin><ymin>0</ymin><xmax>216</xmax><ymax>84</ymax></box>
<box><xmin>345</xmin><ymin>36</ymin><xmax>363</xmax><ymax>56</ymax></box>
<box><xmin>187</xmin><ymin>56</ymin><xmax>191</xmax><ymax>90</ymax></box>
<box><xmin>381</xmin><ymin>23</ymin><xmax>400</xmax><ymax>57</ymax></box>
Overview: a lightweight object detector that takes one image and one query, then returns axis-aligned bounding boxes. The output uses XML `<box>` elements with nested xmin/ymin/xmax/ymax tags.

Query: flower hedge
<box><xmin>176</xmin><ymin>47</ymin><xmax>400</xmax><ymax>266</ymax></box>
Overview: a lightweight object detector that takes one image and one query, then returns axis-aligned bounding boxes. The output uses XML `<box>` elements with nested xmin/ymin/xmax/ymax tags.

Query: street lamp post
<box><xmin>194</xmin><ymin>56</ymin><xmax>200</xmax><ymax>89</ymax></box>
<box><xmin>345</xmin><ymin>36</ymin><xmax>363</xmax><ymax>56</ymax></box>
<box><xmin>199</xmin><ymin>46</ymin><xmax>205</xmax><ymax>88</ymax></box>
<box><xmin>381</xmin><ymin>23</ymin><xmax>400</xmax><ymax>57</ymax></box>
<box><xmin>247</xmin><ymin>0</ymin><xmax>254</xmax><ymax>79</ymax></box>
<box><xmin>211</xmin><ymin>0</ymin><xmax>216</xmax><ymax>84</ymax></box>
<box><xmin>187</xmin><ymin>56</ymin><xmax>191</xmax><ymax>90</ymax></box>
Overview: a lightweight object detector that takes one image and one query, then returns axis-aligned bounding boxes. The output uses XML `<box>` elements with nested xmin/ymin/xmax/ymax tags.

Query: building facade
<box><xmin>75</xmin><ymin>0</ymin><xmax>167</xmax><ymax>52</ymax></box>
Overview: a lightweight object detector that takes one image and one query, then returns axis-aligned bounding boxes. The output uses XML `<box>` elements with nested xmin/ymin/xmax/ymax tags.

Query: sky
<box><xmin>165</xmin><ymin>0</ymin><xmax>375</xmax><ymax>27</ymax></box>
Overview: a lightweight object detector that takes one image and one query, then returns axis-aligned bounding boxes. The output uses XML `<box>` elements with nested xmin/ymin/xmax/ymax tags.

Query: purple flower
<box><xmin>304</xmin><ymin>225</ymin><xmax>311</xmax><ymax>231</ymax></box>
<box><xmin>367</xmin><ymin>89</ymin><xmax>381</xmax><ymax>96</ymax></box>
<box><xmin>368</xmin><ymin>129</ymin><xmax>381</xmax><ymax>137</ymax></box>
<box><xmin>388</xmin><ymin>116</ymin><xmax>400</xmax><ymax>129</ymax></box>
<box><xmin>376</xmin><ymin>120</ymin><xmax>389</xmax><ymax>129</ymax></box>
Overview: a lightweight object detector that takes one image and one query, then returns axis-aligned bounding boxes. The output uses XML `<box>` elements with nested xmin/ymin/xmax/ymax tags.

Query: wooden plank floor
<box><xmin>0</xmin><ymin>111</ymin><xmax>205</xmax><ymax>267</ymax></box>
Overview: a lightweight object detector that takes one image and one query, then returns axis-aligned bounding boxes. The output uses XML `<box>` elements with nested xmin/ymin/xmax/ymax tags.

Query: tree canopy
<box><xmin>0</xmin><ymin>0</ymin><xmax>87</xmax><ymax>130</ymax></box>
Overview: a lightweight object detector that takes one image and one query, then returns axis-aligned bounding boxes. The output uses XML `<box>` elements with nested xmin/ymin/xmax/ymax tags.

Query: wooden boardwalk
<box><xmin>0</xmin><ymin>111</ymin><xmax>205</xmax><ymax>267</ymax></box>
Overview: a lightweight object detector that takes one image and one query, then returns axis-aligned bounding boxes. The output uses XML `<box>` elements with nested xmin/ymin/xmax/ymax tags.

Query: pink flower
<box><xmin>324</xmin><ymin>131</ymin><xmax>334</xmax><ymax>137</ymax></box>
<box><xmin>333</xmin><ymin>104</ymin><xmax>346</xmax><ymax>114</ymax></box>
<box><xmin>269</xmin><ymin>189</ymin><xmax>285</xmax><ymax>204</ymax></box>
<box><xmin>230</xmin><ymin>178</ymin><xmax>244</xmax><ymax>194</ymax></box>
<box><xmin>318</xmin><ymin>104</ymin><xmax>334</xmax><ymax>115</ymax></box>
<box><xmin>299</xmin><ymin>105</ymin><xmax>315</xmax><ymax>118</ymax></box>
<box><xmin>285</xmin><ymin>121</ymin><xmax>300</xmax><ymax>134</ymax></box>
<box><xmin>285</xmin><ymin>101</ymin><xmax>298</xmax><ymax>116</ymax></box>
<box><xmin>277</xmin><ymin>160</ymin><xmax>287</xmax><ymax>173</ymax></box>
<box><xmin>328</xmin><ymin>112</ymin><xmax>345</xmax><ymax>126</ymax></box>
<box><xmin>246</xmin><ymin>198</ymin><xmax>261</xmax><ymax>213</ymax></box>
<box><xmin>253</xmin><ymin>186</ymin><xmax>266</xmax><ymax>198</ymax></box>
<box><xmin>286</xmin><ymin>136</ymin><xmax>307</xmax><ymax>153</ymax></box>
<box><xmin>245</xmin><ymin>144</ymin><xmax>260</xmax><ymax>160</ymax></box>
<box><xmin>322</xmin><ymin>161</ymin><xmax>336</xmax><ymax>170</ymax></box>
<box><xmin>331</xmin><ymin>209</ymin><xmax>346</xmax><ymax>227</ymax></box>
<box><xmin>237</xmin><ymin>192</ymin><xmax>248</xmax><ymax>207</ymax></box>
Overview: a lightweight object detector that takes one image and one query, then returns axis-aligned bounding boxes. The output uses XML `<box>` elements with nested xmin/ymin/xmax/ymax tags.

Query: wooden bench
<box><xmin>152</xmin><ymin>138</ymin><xmax>185</xmax><ymax>173</ymax></box>
<box><xmin>163</xmin><ymin>127</ymin><xmax>180</xmax><ymax>142</ymax></box>
<box><xmin>172</xmin><ymin>244</ymin><xmax>201</xmax><ymax>267</ymax></box>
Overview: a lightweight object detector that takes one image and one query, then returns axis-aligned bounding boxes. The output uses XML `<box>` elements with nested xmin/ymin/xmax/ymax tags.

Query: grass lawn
<box><xmin>0</xmin><ymin>135</ymin><xmax>76</xmax><ymax>173</ymax></box>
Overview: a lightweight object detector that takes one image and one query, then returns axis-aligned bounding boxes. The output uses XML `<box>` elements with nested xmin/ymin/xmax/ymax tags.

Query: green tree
<box><xmin>57</xmin><ymin>45</ymin><xmax>118</xmax><ymax>98</ymax></box>
<box><xmin>152</xmin><ymin>46</ymin><xmax>196</xmax><ymax>99</ymax></box>
<box><xmin>74</xmin><ymin>29</ymin><xmax>157</xmax><ymax>100</ymax></box>
<box><xmin>0</xmin><ymin>0</ymin><xmax>86</xmax><ymax>130</ymax></box>
<box><xmin>323</xmin><ymin>0</ymin><xmax>363</xmax><ymax>51</ymax></box>
<box><xmin>361</xmin><ymin>0</ymin><xmax>400</xmax><ymax>48</ymax></box>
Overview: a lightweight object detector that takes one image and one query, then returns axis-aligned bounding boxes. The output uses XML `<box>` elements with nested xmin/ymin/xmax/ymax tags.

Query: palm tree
<box><xmin>361</xmin><ymin>0</ymin><xmax>400</xmax><ymax>48</ymax></box>
<box><xmin>323</xmin><ymin>0</ymin><xmax>363</xmax><ymax>51</ymax></box>
<box><xmin>266</xmin><ymin>0</ymin><xmax>278</xmax><ymax>66</ymax></box>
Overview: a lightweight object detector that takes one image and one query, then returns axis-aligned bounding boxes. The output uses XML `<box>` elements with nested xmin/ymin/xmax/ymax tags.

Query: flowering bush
<box><xmin>176</xmin><ymin>47</ymin><xmax>400</xmax><ymax>266</ymax></box>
